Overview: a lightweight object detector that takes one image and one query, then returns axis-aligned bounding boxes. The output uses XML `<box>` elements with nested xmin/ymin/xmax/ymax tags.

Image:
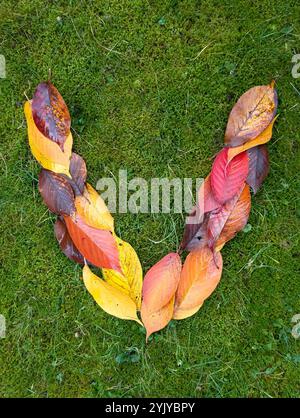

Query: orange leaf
<box><xmin>141</xmin><ymin>296</ymin><xmax>175</xmax><ymax>341</ymax></box>
<box><xmin>174</xmin><ymin>247</ymin><xmax>223</xmax><ymax>320</ymax></box>
<box><xmin>227</xmin><ymin>117</ymin><xmax>276</xmax><ymax>161</ymax></box>
<box><xmin>141</xmin><ymin>253</ymin><xmax>182</xmax><ymax>313</ymax></box>
<box><xmin>225</xmin><ymin>81</ymin><xmax>277</xmax><ymax>147</ymax></box>
<box><xmin>141</xmin><ymin>253</ymin><xmax>182</xmax><ymax>340</ymax></box>
<box><xmin>24</xmin><ymin>101</ymin><xmax>72</xmax><ymax>176</ymax></box>
<box><xmin>64</xmin><ymin>213</ymin><xmax>121</xmax><ymax>272</ymax></box>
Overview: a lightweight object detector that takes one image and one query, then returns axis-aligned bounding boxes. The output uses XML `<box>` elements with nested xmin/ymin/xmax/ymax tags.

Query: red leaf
<box><xmin>64</xmin><ymin>213</ymin><xmax>121</xmax><ymax>272</ymax></box>
<box><xmin>246</xmin><ymin>145</ymin><xmax>269</xmax><ymax>194</ymax></box>
<box><xmin>38</xmin><ymin>169</ymin><xmax>75</xmax><ymax>216</ymax></box>
<box><xmin>54</xmin><ymin>218</ymin><xmax>84</xmax><ymax>265</ymax></box>
<box><xmin>210</xmin><ymin>148</ymin><xmax>249</xmax><ymax>204</ymax></box>
<box><xmin>198</xmin><ymin>175</ymin><xmax>221</xmax><ymax>213</ymax></box>
<box><xmin>32</xmin><ymin>82</ymin><xmax>71</xmax><ymax>151</ymax></box>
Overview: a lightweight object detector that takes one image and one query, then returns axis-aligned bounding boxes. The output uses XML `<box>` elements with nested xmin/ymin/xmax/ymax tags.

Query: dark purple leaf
<box><xmin>246</xmin><ymin>145</ymin><xmax>269</xmax><ymax>194</ymax></box>
<box><xmin>69</xmin><ymin>152</ymin><xmax>87</xmax><ymax>195</ymax></box>
<box><xmin>39</xmin><ymin>169</ymin><xmax>75</xmax><ymax>216</ymax></box>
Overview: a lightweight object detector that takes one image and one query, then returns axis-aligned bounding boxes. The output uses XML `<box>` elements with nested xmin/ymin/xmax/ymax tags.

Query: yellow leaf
<box><xmin>82</xmin><ymin>264</ymin><xmax>142</xmax><ymax>325</ymax></box>
<box><xmin>102</xmin><ymin>237</ymin><xmax>143</xmax><ymax>310</ymax></box>
<box><xmin>24</xmin><ymin>101</ymin><xmax>72</xmax><ymax>176</ymax></box>
<box><xmin>227</xmin><ymin>116</ymin><xmax>277</xmax><ymax>161</ymax></box>
<box><xmin>75</xmin><ymin>183</ymin><xmax>114</xmax><ymax>232</ymax></box>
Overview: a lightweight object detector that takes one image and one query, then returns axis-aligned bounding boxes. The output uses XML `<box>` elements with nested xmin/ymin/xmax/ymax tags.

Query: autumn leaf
<box><xmin>54</xmin><ymin>217</ymin><xmax>84</xmax><ymax>264</ymax></box>
<box><xmin>39</xmin><ymin>169</ymin><xmax>75</xmax><ymax>216</ymax></box>
<box><xmin>208</xmin><ymin>184</ymin><xmax>251</xmax><ymax>251</ymax></box>
<box><xmin>246</xmin><ymin>145</ymin><xmax>269</xmax><ymax>194</ymax></box>
<box><xmin>82</xmin><ymin>264</ymin><xmax>142</xmax><ymax>325</ymax></box>
<box><xmin>24</xmin><ymin>101</ymin><xmax>72</xmax><ymax>176</ymax></box>
<box><xmin>102</xmin><ymin>237</ymin><xmax>143</xmax><ymax>310</ymax></box>
<box><xmin>210</xmin><ymin>148</ymin><xmax>249</xmax><ymax>204</ymax></box>
<box><xmin>75</xmin><ymin>183</ymin><xmax>114</xmax><ymax>232</ymax></box>
<box><xmin>227</xmin><ymin>117</ymin><xmax>276</xmax><ymax>161</ymax></box>
<box><xmin>198</xmin><ymin>175</ymin><xmax>221</xmax><ymax>213</ymax></box>
<box><xmin>64</xmin><ymin>213</ymin><xmax>121</xmax><ymax>272</ymax></box>
<box><xmin>180</xmin><ymin>176</ymin><xmax>220</xmax><ymax>251</ymax></box>
<box><xmin>173</xmin><ymin>247</ymin><xmax>223</xmax><ymax>320</ymax></box>
<box><xmin>224</xmin><ymin>81</ymin><xmax>277</xmax><ymax>147</ymax></box>
<box><xmin>31</xmin><ymin>81</ymin><xmax>71</xmax><ymax>151</ymax></box>
<box><xmin>141</xmin><ymin>297</ymin><xmax>175</xmax><ymax>341</ymax></box>
<box><xmin>69</xmin><ymin>152</ymin><xmax>87</xmax><ymax>195</ymax></box>
<box><xmin>180</xmin><ymin>209</ymin><xmax>209</xmax><ymax>252</ymax></box>
<box><xmin>141</xmin><ymin>253</ymin><xmax>182</xmax><ymax>313</ymax></box>
<box><xmin>141</xmin><ymin>253</ymin><xmax>182</xmax><ymax>340</ymax></box>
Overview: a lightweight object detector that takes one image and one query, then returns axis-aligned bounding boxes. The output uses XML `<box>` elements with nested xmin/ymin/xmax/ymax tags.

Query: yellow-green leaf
<box><xmin>102</xmin><ymin>237</ymin><xmax>143</xmax><ymax>310</ymax></box>
<box><xmin>82</xmin><ymin>264</ymin><xmax>142</xmax><ymax>325</ymax></box>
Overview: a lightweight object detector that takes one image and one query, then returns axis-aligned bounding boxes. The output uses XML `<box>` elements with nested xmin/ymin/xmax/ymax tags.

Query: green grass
<box><xmin>0</xmin><ymin>0</ymin><xmax>299</xmax><ymax>398</ymax></box>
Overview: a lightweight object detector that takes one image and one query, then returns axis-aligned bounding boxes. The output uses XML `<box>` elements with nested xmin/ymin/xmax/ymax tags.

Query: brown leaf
<box><xmin>32</xmin><ymin>82</ymin><xmax>71</xmax><ymax>151</ymax></box>
<box><xmin>38</xmin><ymin>169</ymin><xmax>75</xmax><ymax>216</ymax></box>
<box><xmin>246</xmin><ymin>145</ymin><xmax>269</xmax><ymax>194</ymax></box>
<box><xmin>208</xmin><ymin>184</ymin><xmax>251</xmax><ymax>251</ymax></box>
<box><xmin>225</xmin><ymin>81</ymin><xmax>277</xmax><ymax>147</ymax></box>
<box><xmin>69</xmin><ymin>152</ymin><xmax>87</xmax><ymax>195</ymax></box>
<box><xmin>180</xmin><ymin>209</ymin><xmax>209</xmax><ymax>252</ymax></box>
<box><xmin>227</xmin><ymin>117</ymin><xmax>276</xmax><ymax>161</ymax></box>
<box><xmin>180</xmin><ymin>176</ymin><xmax>220</xmax><ymax>252</ymax></box>
<box><xmin>54</xmin><ymin>218</ymin><xmax>84</xmax><ymax>264</ymax></box>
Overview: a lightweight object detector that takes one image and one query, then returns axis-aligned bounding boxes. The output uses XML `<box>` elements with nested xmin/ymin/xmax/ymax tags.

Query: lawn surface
<box><xmin>0</xmin><ymin>0</ymin><xmax>299</xmax><ymax>398</ymax></box>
